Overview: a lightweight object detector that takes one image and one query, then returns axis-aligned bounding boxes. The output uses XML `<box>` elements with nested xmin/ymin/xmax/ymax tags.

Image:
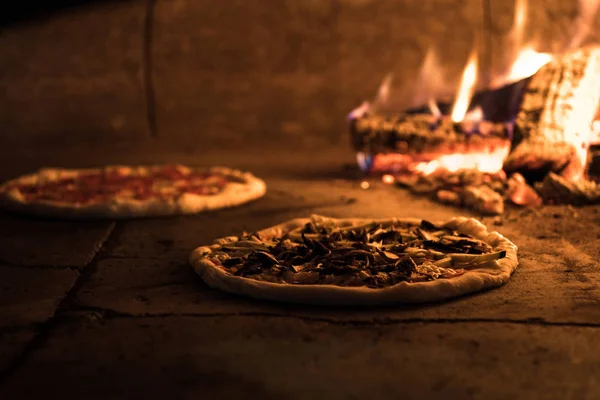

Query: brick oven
<box><xmin>0</xmin><ymin>1</ymin><xmax>599</xmax><ymax>399</ymax></box>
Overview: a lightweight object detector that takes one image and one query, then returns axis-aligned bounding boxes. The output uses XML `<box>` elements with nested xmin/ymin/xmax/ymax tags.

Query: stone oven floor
<box><xmin>0</xmin><ymin>143</ymin><xmax>599</xmax><ymax>399</ymax></box>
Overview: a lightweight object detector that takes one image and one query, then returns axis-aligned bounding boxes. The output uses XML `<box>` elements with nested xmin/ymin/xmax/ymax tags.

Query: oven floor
<box><xmin>0</xmin><ymin>143</ymin><xmax>599</xmax><ymax>399</ymax></box>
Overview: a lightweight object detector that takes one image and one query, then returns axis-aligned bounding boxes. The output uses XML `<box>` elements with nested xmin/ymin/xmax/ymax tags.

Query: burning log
<box><xmin>350</xmin><ymin>113</ymin><xmax>509</xmax><ymax>156</ymax></box>
<box><xmin>504</xmin><ymin>46</ymin><xmax>600</xmax><ymax>180</ymax></box>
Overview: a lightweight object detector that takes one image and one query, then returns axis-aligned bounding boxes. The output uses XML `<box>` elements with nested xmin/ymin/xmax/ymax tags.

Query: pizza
<box><xmin>190</xmin><ymin>215</ymin><xmax>518</xmax><ymax>305</ymax></box>
<box><xmin>0</xmin><ymin>164</ymin><xmax>266</xmax><ymax>219</ymax></box>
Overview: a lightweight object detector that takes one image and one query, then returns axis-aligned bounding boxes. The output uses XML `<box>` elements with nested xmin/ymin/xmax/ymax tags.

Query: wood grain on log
<box><xmin>350</xmin><ymin>113</ymin><xmax>508</xmax><ymax>155</ymax></box>
<box><xmin>504</xmin><ymin>46</ymin><xmax>600</xmax><ymax>179</ymax></box>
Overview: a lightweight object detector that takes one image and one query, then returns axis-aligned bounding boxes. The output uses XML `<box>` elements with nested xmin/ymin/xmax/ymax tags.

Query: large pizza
<box><xmin>190</xmin><ymin>215</ymin><xmax>518</xmax><ymax>305</ymax></box>
<box><xmin>0</xmin><ymin>164</ymin><xmax>266</xmax><ymax>219</ymax></box>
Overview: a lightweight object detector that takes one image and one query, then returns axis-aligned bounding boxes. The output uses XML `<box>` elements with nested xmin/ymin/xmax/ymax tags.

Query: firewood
<box><xmin>505</xmin><ymin>173</ymin><xmax>542</xmax><ymax>207</ymax></box>
<box><xmin>504</xmin><ymin>46</ymin><xmax>600</xmax><ymax>178</ymax></box>
<box><xmin>537</xmin><ymin>172</ymin><xmax>600</xmax><ymax>205</ymax></box>
<box><xmin>461</xmin><ymin>185</ymin><xmax>504</xmax><ymax>215</ymax></box>
<box><xmin>350</xmin><ymin>113</ymin><xmax>508</xmax><ymax>155</ymax></box>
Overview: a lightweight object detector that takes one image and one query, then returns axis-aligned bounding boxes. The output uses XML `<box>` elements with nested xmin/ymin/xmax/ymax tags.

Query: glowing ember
<box><xmin>382</xmin><ymin>174</ymin><xmax>395</xmax><ymax>184</ymax></box>
<box><xmin>451</xmin><ymin>51</ymin><xmax>478</xmax><ymax>122</ymax></box>
<box><xmin>413</xmin><ymin>145</ymin><xmax>511</xmax><ymax>175</ymax></box>
<box><xmin>360</xmin><ymin>181</ymin><xmax>370</xmax><ymax>190</ymax></box>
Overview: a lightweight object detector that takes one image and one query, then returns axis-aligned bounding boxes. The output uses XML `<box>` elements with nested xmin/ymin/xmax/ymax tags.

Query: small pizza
<box><xmin>0</xmin><ymin>164</ymin><xmax>266</xmax><ymax>219</ymax></box>
<box><xmin>190</xmin><ymin>215</ymin><xmax>518</xmax><ymax>305</ymax></box>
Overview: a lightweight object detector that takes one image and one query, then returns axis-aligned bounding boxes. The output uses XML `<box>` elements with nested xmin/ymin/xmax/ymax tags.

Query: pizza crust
<box><xmin>189</xmin><ymin>215</ymin><xmax>519</xmax><ymax>306</ymax></box>
<box><xmin>0</xmin><ymin>165</ymin><xmax>266</xmax><ymax>219</ymax></box>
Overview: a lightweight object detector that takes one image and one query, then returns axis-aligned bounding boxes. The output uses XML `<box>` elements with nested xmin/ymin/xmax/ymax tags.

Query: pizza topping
<box><xmin>209</xmin><ymin>220</ymin><xmax>506</xmax><ymax>288</ymax></box>
<box><xmin>9</xmin><ymin>165</ymin><xmax>241</xmax><ymax>205</ymax></box>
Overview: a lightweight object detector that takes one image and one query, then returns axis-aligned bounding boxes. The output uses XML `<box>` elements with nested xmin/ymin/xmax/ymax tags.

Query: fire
<box><xmin>450</xmin><ymin>51</ymin><xmax>478</xmax><ymax>122</ymax></box>
<box><xmin>350</xmin><ymin>0</ymin><xmax>599</xmax><ymax>187</ymax></box>
<box><xmin>512</xmin><ymin>0</ymin><xmax>527</xmax><ymax>48</ymax></box>
<box><xmin>490</xmin><ymin>0</ymin><xmax>551</xmax><ymax>88</ymax></box>
<box><xmin>427</xmin><ymin>98</ymin><xmax>442</xmax><ymax>119</ymax></box>
<box><xmin>501</xmin><ymin>47</ymin><xmax>552</xmax><ymax>84</ymax></box>
<box><xmin>413</xmin><ymin>48</ymin><xmax>446</xmax><ymax>108</ymax></box>
<box><xmin>569</xmin><ymin>0</ymin><xmax>600</xmax><ymax>50</ymax></box>
<box><xmin>414</xmin><ymin>145</ymin><xmax>511</xmax><ymax>175</ymax></box>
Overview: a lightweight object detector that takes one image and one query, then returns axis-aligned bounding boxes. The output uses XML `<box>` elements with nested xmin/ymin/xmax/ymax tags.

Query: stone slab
<box><xmin>0</xmin><ymin>0</ymin><xmax>149</xmax><ymax>144</ymax></box>
<box><xmin>1</xmin><ymin>315</ymin><xmax>599</xmax><ymax>399</ymax></box>
<box><xmin>0</xmin><ymin>265</ymin><xmax>78</xmax><ymax>328</ymax></box>
<box><xmin>0</xmin><ymin>212</ymin><xmax>114</xmax><ymax>268</ymax></box>
<box><xmin>75</xmin><ymin>175</ymin><xmax>600</xmax><ymax>325</ymax></box>
<box><xmin>101</xmin><ymin>178</ymin><xmax>361</xmax><ymax>261</ymax></box>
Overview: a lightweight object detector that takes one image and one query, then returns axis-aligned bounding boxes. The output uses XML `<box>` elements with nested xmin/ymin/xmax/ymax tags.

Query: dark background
<box><xmin>0</xmin><ymin>0</ymin><xmax>587</xmax><ymax>150</ymax></box>
<box><xmin>0</xmin><ymin>0</ymin><xmax>121</xmax><ymax>26</ymax></box>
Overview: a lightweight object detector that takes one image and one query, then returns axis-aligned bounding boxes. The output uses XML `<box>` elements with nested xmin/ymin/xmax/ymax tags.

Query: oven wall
<box><xmin>0</xmin><ymin>0</ymin><xmax>588</xmax><ymax>150</ymax></box>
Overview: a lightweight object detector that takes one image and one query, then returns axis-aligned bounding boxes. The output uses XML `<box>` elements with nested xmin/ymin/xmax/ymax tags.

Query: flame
<box><xmin>503</xmin><ymin>47</ymin><xmax>552</xmax><ymax>83</ymax></box>
<box><xmin>464</xmin><ymin>106</ymin><xmax>483</xmax><ymax>123</ymax></box>
<box><xmin>451</xmin><ymin>51</ymin><xmax>478</xmax><ymax>122</ymax></box>
<box><xmin>559</xmin><ymin>74</ymin><xmax>598</xmax><ymax>181</ymax></box>
<box><xmin>512</xmin><ymin>0</ymin><xmax>527</xmax><ymax>47</ymax></box>
<box><xmin>569</xmin><ymin>0</ymin><xmax>600</xmax><ymax>50</ymax></box>
<box><xmin>592</xmin><ymin>121</ymin><xmax>600</xmax><ymax>145</ymax></box>
<box><xmin>459</xmin><ymin>106</ymin><xmax>484</xmax><ymax>133</ymax></box>
<box><xmin>491</xmin><ymin>0</ymin><xmax>551</xmax><ymax>88</ymax></box>
<box><xmin>491</xmin><ymin>46</ymin><xmax>552</xmax><ymax>88</ymax></box>
<box><xmin>414</xmin><ymin>145</ymin><xmax>511</xmax><ymax>175</ymax></box>
<box><xmin>348</xmin><ymin>101</ymin><xmax>370</xmax><ymax>120</ymax></box>
<box><xmin>428</xmin><ymin>98</ymin><xmax>442</xmax><ymax>119</ymax></box>
<box><xmin>375</xmin><ymin>74</ymin><xmax>393</xmax><ymax>105</ymax></box>
<box><xmin>413</xmin><ymin>48</ymin><xmax>446</xmax><ymax>107</ymax></box>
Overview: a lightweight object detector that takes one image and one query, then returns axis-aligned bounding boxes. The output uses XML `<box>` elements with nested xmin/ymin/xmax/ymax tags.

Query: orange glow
<box><xmin>504</xmin><ymin>47</ymin><xmax>552</xmax><ymax>83</ymax></box>
<box><xmin>493</xmin><ymin>47</ymin><xmax>552</xmax><ymax>87</ymax></box>
<box><xmin>414</xmin><ymin>145</ymin><xmax>511</xmax><ymax>175</ymax></box>
<box><xmin>413</xmin><ymin>48</ymin><xmax>446</xmax><ymax>107</ymax></box>
<box><xmin>592</xmin><ymin>121</ymin><xmax>600</xmax><ymax>144</ymax></box>
<box><xmin>569</xmin><ymin>0</ymin><xmax>600</xmax><ymax>50</ymax></box>
<box><xmin>451</xmin><ymin>51</ymin><xmax>478</xmax><ymax>122</ymax></box>
<box><xmin>382</xmin><ymin>174</ymin><xmax>395</xmax><ymax>184</ymax></box>
<box><xmin>372</xmin><ymin>74</ymin><xmax>394</xmax><ymax>111</ymax></box>
<box><xmin>491</xmin><ymin>0</ymin><xmax>552</xmax><ymax>88</ymax></box>
<box><xmin>360</xmin><ymin>181</ymin><xmax>370</xmax><ymax>190</ymax></box>
<box><xmin>513</xmin><ymin>0</ymin><xmax>527</xmax><ymax>46</ymax></box>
